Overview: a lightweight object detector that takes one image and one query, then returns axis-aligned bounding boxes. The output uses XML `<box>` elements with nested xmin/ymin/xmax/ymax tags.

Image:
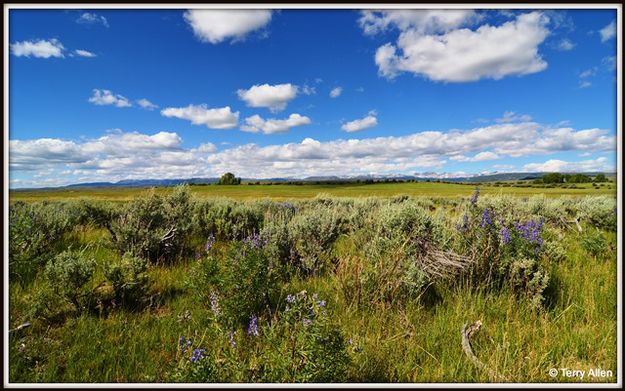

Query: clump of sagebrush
<box><xmin>285</xmin><ymin>206</ymin><xmax>343</xmax><ymax>276</ymax></box>
<box><xmin>109</xmin><ymin>186</ymin><xmax>194</xmax><ymax>263</ymax></box>
<box><xmin>345</xmin><ymin>201</ymin><xmax>447</xmax><ymax>306</ymax></box>
<box><xmin>9</xmin><ymin>201</ymin><xmax>80</xmax><ymax>284</ymax></box>
<box><xmin>189</xmin><ymin>234</ymin><xmax>281</xmax><ymax>327</ymax></box>
<box><xmin>42</xmin><ymin>249</ymin><xmax>96</xmax><ymax>312</ymax></box>
<box><xmin>74</xmin><ymin>199</ymin><xmax>121</xmax><ymax>231</ymax></box>
<box><xmin>575</xmin><ymin>196</ymin><xmax>617</xmax><ymax>231</ymax></box>
<box><xmin>192</xmin><ymin>198</ymin><xmax>264</xmax><ymax>241</ymax></box>
<box><xmin>99</xmin><ymin>253</ymin><xmax>150</xmax><ymax>308</ymax></box>
<box><xmin>457</xmin><ymin>189</ymin><xmax>550</xmax><ymax>309</ymax></box>
<box><xmin>581</xmin><ymin>228</ymin><xmax>608</xmax><ymax>259</ymax></box>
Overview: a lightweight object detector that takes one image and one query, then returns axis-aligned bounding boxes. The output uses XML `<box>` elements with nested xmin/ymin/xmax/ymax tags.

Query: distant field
<box><xmin>9</xmin><ymin>181</ymin><xmax>618</xmax><ymax>202</ymax></box>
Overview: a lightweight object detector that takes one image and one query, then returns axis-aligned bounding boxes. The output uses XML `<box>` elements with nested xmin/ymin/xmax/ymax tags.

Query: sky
<box><xmin>7</xmin><ymin>7</ymin><xmax>619</xmax><ymax>188</ymax></box>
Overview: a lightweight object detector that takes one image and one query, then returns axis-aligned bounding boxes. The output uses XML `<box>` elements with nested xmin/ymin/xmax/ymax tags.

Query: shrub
<box><xmin>43</xmin><ymin>249</ymin><xmax>96</xmax><ymax>311</ymax></box>
<box><xmin>287</xmin><ymin>207</ymin><xmax>343</xmax><ymax>275</ymax></box>
<box><xmin>100</xmin><ymin>253</ymin><xmax>150</xmax><ymax>307</ymax></box>
<box><xmin>575</xmin><ymin>196</ymin><xmax>617</xmax><ymax>231</ymax></box>
<box><xmin>109</xmin><ymin>186</ymin><xmax>194</xmax><ymax>263</ymax></box>
<box><xmin>193</xmin><ymin>199</ymin><xmax>264</xmax><ymax>241</ymax></box>
<box><xmin>257</xmin><ymin>291</ymin><xmax>351</xmax><ymax>382</ymax></box>
<box><xmin>9</xmin><ymin>201</ymin><xmax>79</xmax><ymax>283</ymax></box>
<box><xmin>581</xmin><ymin>229</ymin><xmax>608</xmax><ymax>259</ymax></box>
<box><xmin>190</xmin><ymin>237</ymin><xmax>280</xmax><ymax>326</ymax></box>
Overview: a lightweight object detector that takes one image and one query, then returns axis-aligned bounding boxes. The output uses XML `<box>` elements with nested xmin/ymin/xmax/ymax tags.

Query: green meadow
<box><xmin>8</xmin><ymin>184</ymin><xmax>618</xmax><ymax>384</ymax></box>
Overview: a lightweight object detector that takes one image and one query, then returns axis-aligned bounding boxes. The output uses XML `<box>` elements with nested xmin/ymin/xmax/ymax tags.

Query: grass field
<box><xmin>9</xmin><ymin>181</ymin><xmax>617</xmax><ymax>202</ymax></box>
<box><xmin>8</xmin><ymin>185</ymin><xmax>618</xmax><ymax>384</ymax></box>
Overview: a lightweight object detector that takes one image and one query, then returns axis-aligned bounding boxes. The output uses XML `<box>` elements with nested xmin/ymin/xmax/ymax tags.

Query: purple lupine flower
<box><xmin>318</xmin><ymin>300</ymin><xmax>327</xmax><ymax>308</ymax></box>
<box><xmin>303</xmin><ymin>318</ymin><xmax>313</xmax><ymax>327</ymax></box>
<box><xmin>244</xmin><ymin>232</ymin><xmax>267</xmax><ymax>249</ymax></box>
<box><xmin>227</xmin><ymin>330</ymin><xmax>237</xmax><ymax>349</ymax></box>
<box><xmin>481</xmin><ymin>208</ymin><xmax>493</xmax><ymax>228</ymax></box>
<box><xmin>470</xmin><ymin>187</ymin><xmax>480</xmax><ymax>206</ymax></box>
<box><xmin>286</xmin><ymin>294</ymin><xmax>296</xmax><ymax>304</ymax></box>
<box><xmin>515</xmin><ymin>218</ymin><xmax>544</xmax><ymax>252</ymax></box>
<box><xmin>191</xmin><ymin>348</ymin><xmax>206</xmax><ymax>363</ymax></box>
<box><xmin>179</xmin><ymin>336</ymin><xmax>192</xmax><ymax>353</ymax></box>
<box><xmin>209</xmin><ymin>292</ymin><xmax>220</xmax><ymax>316</ymax></box>
<box><xmin>500</xmin><ymin>226</ymin><xmax>511</xmax><ymax>244</ymax></box>
<box><xmin>248</xmin><ymin>315</ymin><xmax>259</xmax><ymax>337</ymax></box>
<box><xmin>195</xmin><ymin>251</ymin><xmax>201</xmax><ymax>259</ymax></box>
<box><xmin>204</xmin><ymin>234</ymin><xmax>215</xmax><ymax>252</ymax></box>
<box><xmin>457</xmin><ymin>213</ymin><xmax>469</xmax><ymax>232</ymax></box>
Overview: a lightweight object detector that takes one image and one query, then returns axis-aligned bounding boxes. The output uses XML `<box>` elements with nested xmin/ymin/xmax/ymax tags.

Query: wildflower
<box><xmin>481</xmin><ymin>208</ymin><xmax>493</xmax><ymax>227</ymax></box>
<box><xmin>500</xmin><ymin>226</ymin><xmax>511</xmax><ymax>244</ymax></box>
<box><xmin>347</xmin><ymin>338</ymin><xmax>353</xmax><ymax>345</ymax></box>
<box><xmin>227</xmin><ymin>330</ymin><xmax>237</xmax><ymax>349</ymax></box>
<box><xmin>209</xmin><ymin>292</ymin><xmax>220</xmax><ymax>316</ymax></box>
<box><xmin>303</xmin><ymin>318</ymin><xmax>313</xmax><ymax>327</ymax></box>
<box><xmin>470</xmin><ymin>187</ymin><xmax>480</xmax><ymax>206</ymax></box>
<box><xmin>204</xmin><ymin>234</ymin><xmax>215</xmax><ymax>252</ymax></box>
<box><xmin>195</xmin><ymin>251</ymin><xmax>201</xmax><ymax>259</ymax></box>
<box><xmin>243</xmin><ymin>232</ymin><xmax>267</xmax><ymax>249</ymax></box>
<box><xmin>184</xmin><ymin>310</ymin><xmax>191</xmax><ymax>321</ymax></box>
<box><xmin>191</xmin><ymin>348</ymin><xmax>206</xmax><ymax>363</ymax></box>
<box><xmin>318</xmin><ymin>300</ymin><xmax>327</xmax><ymax>308</ymax></box>
<box><xmin>179</xmin><ymin>336</ymin><xmax>192</xmax><ymax>353</ymax></box>
<box><xmin>248</xmin><ymin>315</ymin><xmax>259</xmax><ymax>337</ymax></box>
<box><xmin>286</xmin><ymin>294</ymin><xmax>296</xmax><ymax>304</ymax></box>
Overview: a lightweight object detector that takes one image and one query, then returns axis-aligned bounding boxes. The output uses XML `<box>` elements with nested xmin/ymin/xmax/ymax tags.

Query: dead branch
<box><xmin>9</xmin><ymin>322</ymin><xmax>31</xmax><ymax>334</ymax></box>
<box><xmin>461</xmin><ymin>320</ymin><xmax>504</xmax><ymax>382</ymax></box>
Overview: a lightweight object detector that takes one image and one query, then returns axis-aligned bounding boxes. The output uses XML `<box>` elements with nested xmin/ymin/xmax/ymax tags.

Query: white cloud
<box><xmin>450</xmin><ymin>151</ymin><xmax>500</xmax><ymax>162</ymax></box>
<box><xmin>9</xmin><ymin>117</ymin><xmax>616</xmax><ymax>187</ymax></box>
<box><xmin>523</xmin><ymin>157</ymin><xmax>611</xmax><ymax>172</ymax></box>
<box><xmin>10</xmin><ymin>39</ymin><xmax>64</xmax><ymax>58</ymax></box>
<box><xmin>240</xmin><ymin>113</ymin><xmax>311</xmax><ymax>134</ymax></box>
<box><xmin>556</xmin><ymin>38</ymin><xmax>575</xmax><ymax>51</ymax></box>
<box><xmin>76</xmin><ymin>12</ymin><xmax>109</xmax><ymax>27</ymax></box>
<box><xmin>359</xmin><ymin>10</ymin><xmax>479</xmax><ymax>35</ymax></box>
<box><xmin>579</xmin><ymin>68</ymin><xmax>596</xmax><ymax>78</ymax></box>
<box><xmin>88</xmin><ymin>89</ymin><xmax>132</xmax><ymax>108</ymax></box>
<box><xmin>579</xmin><ymin>80</ymin><xmax>592</xmax><ymax>89</ymax></box>
<box><xmin>496</xmin><ymin>111</ymin><xmax>532</xmax><ymax>123</ymax></box>
<box><xmin>237</xmin><ymin>83</ymin><xmax>298</xmax><ymax>112</ymax></box>
<box><xmin>161</xmin><ymin>104</ymin><xmax>239</xmax><ymax>129</ymax></box>
<box><xmin>341</xmin><ymin>112</ymin><xmax>378</xmax><ymax>132</ymax></box>
<box><xmin>599</xmin><ymin>20</ymin><xmax>616</xmax><ymax>42</ymax></box>
<box><xmin>74</xmin><ymin>49</ymin><xmax>96</xmax><ymax>58</ymax></box>
<box><xmin>137</xmin><ymin>98</ymin><xmax>158</xmax><ymax>110</ymax></box>
<box><xmin>301</xmin><ymin>84</ymin><xmax>316</xmax><ymax>95</ymax></box>
<box><xmin>330</xmin><ymin>87</ymin><xmax>343</xmax><ymax>98</ymax></box>
<box><xmin>183</xmin><ymin>10</ymin><xmax>272</xmax><ymax>44</ymax></box>
<box><xmin>369</xmin><ymin>11</ymin><xmax>550</xmax><ymax>82</ymax></box>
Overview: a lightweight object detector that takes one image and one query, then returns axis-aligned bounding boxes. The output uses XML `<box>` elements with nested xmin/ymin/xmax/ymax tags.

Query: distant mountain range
<box><xmin>12</xmin><ymin>171</ymin><xmax>615</xmax><ymax>191</ymax></box>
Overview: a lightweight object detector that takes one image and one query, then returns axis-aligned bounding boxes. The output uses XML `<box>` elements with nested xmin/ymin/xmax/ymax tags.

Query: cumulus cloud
<box><xmin>330</xmin><ymin>87</ymin><xmax>343</xmax><ymax>98</ymax></box>
<box><xmin>137</xmin><ymin>98</ymin><xmax>158</xmax><ymax>110</ymax></box>
<box><xmin>9</xmin><ymin>117</ymin><xmax>616</xmax><ymax>187</ymax></box>
<box><xmin>359</xmin><ymin>10</ymin><xmax>479</xmax><ymax>35</ymax></box>
<box><xmin>10</xmin><ymin>39</ymin><xmax>64</xmax><ymax>58</ymax></box>
<box><xmin>367</xmin><ymin>11</ymin><xmax>550</xmax><ymax>82</ymax></box>
<box><xmin>161</xmin><ymin>104</ymin><xmax>239</xmax><ymax>129</ymax></box>
<box><xmin>74</xmin><ymin>49</ymin><xmax>96</xmax><ymax>57</ymax></box>
<box><xmin>599</xmin><ymin>20</ymin><xmax>616</xmax><ymax>42</ymax></box>
<box><xmin>76</xmin><ymin>12</ymin><xmax>109</xmax><ymax>27</ymax></box>
<box><xmin>183</xmin><ymin>10</ymin><xmax>272</xmax><ymax>44</ymax></box>
<box><xmin>341</xmin><ymin>112</ymin><xmax>378</xmax><ymax>132</ymax></box>
<box><xmin>88</xmin><ymin>89</ymin><xmax>132</xmax><ymax>107</ymax></box>
<box><xmin>240</xmin><ymin>113</ymin><xmax>311</xmax><ymax>134</ymax></box>
<box><xmin>450</xmin><ymin>151</ymin><xmax>500</xmax><ymax>162</ymax></box>
<box><xmin>237</xmin><ymin>83</ymin><xmax>298</xmax><ymax>112</ymax></box>
<box><xmin>523</xmin><ymin>157</ymin><xmax>611</xmax><ymax>172</ymax></box>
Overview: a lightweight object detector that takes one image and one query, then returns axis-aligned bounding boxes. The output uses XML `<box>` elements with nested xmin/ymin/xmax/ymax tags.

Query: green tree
<box><xmin>594</xmin><ymin>173</ymin><xmax>607</xmax><ymax>183</ymax></box>
<box><xmin>217</xmin><ymin>172</ymin><xmax>241</xmax><ymax>185</ymax></box>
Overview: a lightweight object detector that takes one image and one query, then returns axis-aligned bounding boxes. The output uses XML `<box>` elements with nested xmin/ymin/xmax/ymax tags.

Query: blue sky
<box><xmin>8</xmin><ymin>8</ymin><xmax>618</xmax><ymax>187</ymax></box>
